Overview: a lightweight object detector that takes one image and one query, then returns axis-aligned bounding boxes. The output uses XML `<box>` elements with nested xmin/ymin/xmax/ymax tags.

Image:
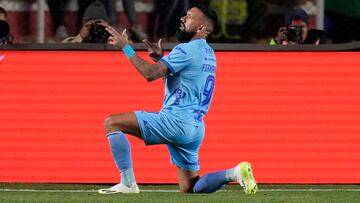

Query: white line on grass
<box><xmin>1</xmin><ymin>188</ymin><xmax>360</xmax><ymax>193</ymax></box>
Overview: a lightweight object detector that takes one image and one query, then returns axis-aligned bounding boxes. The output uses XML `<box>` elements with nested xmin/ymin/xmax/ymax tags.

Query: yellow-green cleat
<box><xmin>235</xmin><ymin>162</ymin><xmax>258</xmax><ymax>194</ymax></box>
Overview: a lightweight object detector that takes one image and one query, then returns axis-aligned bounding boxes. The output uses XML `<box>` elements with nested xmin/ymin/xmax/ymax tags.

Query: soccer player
<box><xmin>98</xmin><ymin>4</ymin><xmax>257</xmax><ymax>194</ymax></box>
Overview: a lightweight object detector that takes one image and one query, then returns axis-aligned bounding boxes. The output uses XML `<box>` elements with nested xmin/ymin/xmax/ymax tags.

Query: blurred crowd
<box><xmin>0</xmin><ymin>0</ymin><xmax>359</xmax><ymax>44</ymax></box>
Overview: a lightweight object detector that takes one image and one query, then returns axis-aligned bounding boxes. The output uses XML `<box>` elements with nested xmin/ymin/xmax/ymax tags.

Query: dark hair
<box><xmin>0</xmin><ymin>6</ymin><xmax>7</xmax><ymax>18</ymax></box>
<box><xmin>194</xmin><ymin>4</ymin><xmax>218</xmax><ymax>29</ymax></box>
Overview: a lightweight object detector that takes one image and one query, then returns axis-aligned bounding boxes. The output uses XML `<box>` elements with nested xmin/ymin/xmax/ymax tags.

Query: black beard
<box><xmin>176</xmin><ymin>29</ymin><xmax>196</xmax><ymax>43</ymax></box>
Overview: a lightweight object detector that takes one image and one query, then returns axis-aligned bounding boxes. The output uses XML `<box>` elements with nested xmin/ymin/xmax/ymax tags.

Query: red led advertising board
<box><xmin>0</xmin><ymin>51</ymin><xmax>359</xmax><ymax>183</ymax></box>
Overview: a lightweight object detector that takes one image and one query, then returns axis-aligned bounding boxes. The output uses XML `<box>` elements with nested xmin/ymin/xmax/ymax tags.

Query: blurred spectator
<box><xmin>270</xmin><ymin>8</ymin><xmax>324</xmax><ymax>45</ymax></box>
<box><xmin>47</xmin><ymin>0</ymin><xmax>70</xmax><ymax>39</ymax></box>
<box><xmin>63</xmin><ymin>1</ymin><xmax>110</xmax><ymax>43</ymax></box>
<box><xmin>46</xmin><ymin>0</ymin><xmax>97</xmax><ymax>39</ymax></box>
<box><xmin>78</xmin><ymin>0</ymin><xmax>147</xmax><ymax>41</ymax></box>
<box><xmin>0</xmin><ymin>6</ymin><xmax>14</xmax><ymax>44</ymax></box>
<box><xmin>325</xmin><ymin>0</ymin><xmax>360</xmax><ymax>43</ymax></box>
<box><xmin>261</xmin><ymin>0</ymin><xmax>311</xmax><ymax>43</ymax></box>
<box><xmin>209</xmin><ymin>0</ymin><xmax>247</xmax><ymax>41</ymax></box>
<box><xmin>206</xmin><ymin>0</ymin><xmax>266</xmax><ymax>43</ymax></box>
<box><xmin>46</xmin><ymin>0</ymin><xmax>105</xmax><ymax>40</ymax></box>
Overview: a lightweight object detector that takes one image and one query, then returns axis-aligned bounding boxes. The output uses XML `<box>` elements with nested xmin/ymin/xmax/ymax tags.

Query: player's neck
<box><xmin>191</xmin><ymin>35</ymin><xmax>207</xmax><ymax>41</ymax></box>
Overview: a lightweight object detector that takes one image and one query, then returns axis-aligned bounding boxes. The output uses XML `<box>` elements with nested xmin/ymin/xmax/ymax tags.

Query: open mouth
<box><xmin>179</xmin><ymin>22</ymin><xmax>185</xmax><ymax>30</ymax></box>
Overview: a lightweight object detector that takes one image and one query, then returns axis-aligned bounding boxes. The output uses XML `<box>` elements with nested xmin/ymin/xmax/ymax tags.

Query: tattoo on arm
<box><xmin>129</xmin><ymin>54</ymin><xmax>169</xmax><ymax>82</ymax></box>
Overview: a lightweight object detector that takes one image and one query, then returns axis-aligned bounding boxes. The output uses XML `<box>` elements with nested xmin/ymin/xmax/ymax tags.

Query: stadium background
<box><xmin>1</xmin><ymin>50</ymin><xmax>359</xmax><ymax>184</ymax></box>
<box><xmin>1</xmin><ymin>0</ymin><xmax>359</xmax><ymax>44</ymax></box>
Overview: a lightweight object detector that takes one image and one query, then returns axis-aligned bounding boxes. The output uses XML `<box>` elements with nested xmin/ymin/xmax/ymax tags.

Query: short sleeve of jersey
<box><xmin>160</xmin><ymin>43</ymin><xmax>194</xmax><ymax>74</ymax></box>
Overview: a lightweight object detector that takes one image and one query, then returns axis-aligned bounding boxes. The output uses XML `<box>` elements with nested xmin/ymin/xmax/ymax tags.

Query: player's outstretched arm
<box><xmin>106</xmin><ymin>26</ymin><xmax>168</xmax><ymax>82</ymax></box>
<box><xmin>128</xmin><ymin>54</ymin><xmax>168</xmax><ymax>82</ymax></box>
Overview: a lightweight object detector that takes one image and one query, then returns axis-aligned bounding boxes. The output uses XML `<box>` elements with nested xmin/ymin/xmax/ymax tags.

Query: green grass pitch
<box><xmin>1</xmin><ymin>183</ymin><xmax>360</xmax><ymax>203</ymax></box>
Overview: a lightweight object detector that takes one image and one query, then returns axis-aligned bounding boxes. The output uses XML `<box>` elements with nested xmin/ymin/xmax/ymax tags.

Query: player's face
<box><xmin>176</xmin><ymin>7</ymin><xmax>203</xmax><ymax>43</ymax></box>
<box><xmin>179</xmin><ymin>8</ymin><xmax>203</xmax><ymax>32</ymax></box>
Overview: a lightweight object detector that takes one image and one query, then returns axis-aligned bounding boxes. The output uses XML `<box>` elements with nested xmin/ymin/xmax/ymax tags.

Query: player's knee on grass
<box><xmin>179</xmin><ymin>184</ymin><xmax>195</xmax><ymax>193</ymax></box>
<box><xmin>179</xmin><ymin>180</ymin><xmax>198</xmax><ymax>193</ymax></box>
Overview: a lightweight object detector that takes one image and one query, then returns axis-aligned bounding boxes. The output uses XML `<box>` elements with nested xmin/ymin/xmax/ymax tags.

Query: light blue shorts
<box><xmin>134</xmin><ymin>111</ymin><xmax>205</xmax><ymax>171</ymax></box>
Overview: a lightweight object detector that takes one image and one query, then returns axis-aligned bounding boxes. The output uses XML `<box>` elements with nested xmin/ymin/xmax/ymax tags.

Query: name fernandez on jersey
<box><xmin>202</xmin><ymin>64</ymin><xmax>216</xmax><ymax>73</ymax></box>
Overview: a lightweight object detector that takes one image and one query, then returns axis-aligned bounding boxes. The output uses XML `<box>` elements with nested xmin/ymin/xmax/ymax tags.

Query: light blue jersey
<box><xmin>160</xmin><ymin>39</ymin><xmax>217</xmax><ymax>126</ymax></box>
<box><xmin>135</xmin><ymin>39</ymin><xmax>216</xmax><ymax>171</ymax></box>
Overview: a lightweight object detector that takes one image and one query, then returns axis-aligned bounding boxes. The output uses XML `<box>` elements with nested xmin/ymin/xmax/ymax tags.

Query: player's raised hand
<box><xmin>142</xmin><ymin>38</ymin><xmax>163</xmax><ymax>62</ymax></box>
<box><xmin>106</xmin><ymin>26</ymin><xmax>130</xmax><ymax>49</ymax></box>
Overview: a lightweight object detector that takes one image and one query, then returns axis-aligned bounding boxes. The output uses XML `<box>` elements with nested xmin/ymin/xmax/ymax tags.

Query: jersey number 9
<box><xmin>201</xmin><ymin>75</ymin><xmax>215</xmax><ymax>106</ymax></box>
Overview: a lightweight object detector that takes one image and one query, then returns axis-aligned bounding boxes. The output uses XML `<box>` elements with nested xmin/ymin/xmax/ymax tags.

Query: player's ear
<box><xmin>197</xmin><ymin>25</ymin><xmax>205</xmax><ymax>32</ymax></box>
<box><xmin>198</xmin><ymin>25</ymin><xmax>206</xmax><ymax>32</ymax></box>
<box><xmin>198</xmin><ymin>25</ymin><xmax>210</xmax><ymax>35</ymax></box>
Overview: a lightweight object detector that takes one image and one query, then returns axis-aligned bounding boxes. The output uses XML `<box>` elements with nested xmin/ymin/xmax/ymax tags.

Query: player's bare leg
<box><xmin>177</xmin><ymin>167</ymin><xmax>199</xmax><ymax>193</ymax></box>
<box><xmin>104</xmin><ymin>112</ymin><xmax>142</xmax><ymax>138</ymax></box>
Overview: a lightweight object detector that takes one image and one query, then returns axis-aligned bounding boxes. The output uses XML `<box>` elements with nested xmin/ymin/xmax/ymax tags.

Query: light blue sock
<box><xmin>225</xmin><ymin>168</ymin><xmax>236</xmax><ymax>182</ymax></box>
<box><xmin>193</xmin><ymin>171</ymin><xmax>227</xmax><ymax>193</ymax></box>
<box><xmin>107</xmin><ymin>131</ymin><xmax>136</xmax><ymax>187</ymax></box>
<box><xmin>193</xmin><ymin>168</ymin><xmax>236</xmax><ymax>193</ymax></box>
<box><xmin>121</xmin><ymin>168</ymin><xmax>136</xmax><ymax>187</ymax></box>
